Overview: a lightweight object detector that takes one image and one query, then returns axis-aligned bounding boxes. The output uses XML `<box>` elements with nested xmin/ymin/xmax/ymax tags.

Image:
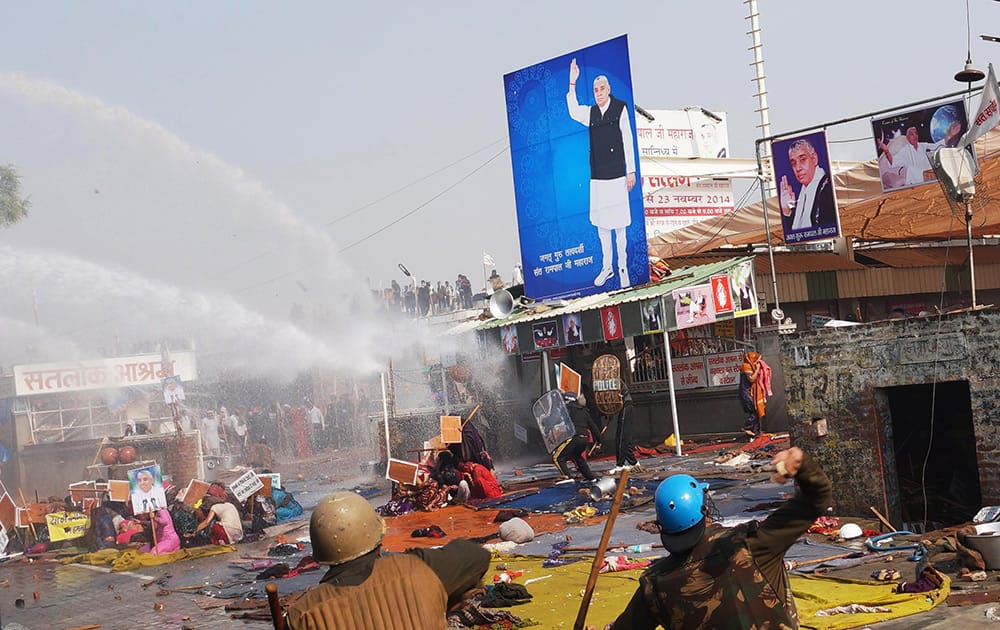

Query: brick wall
<box><xmin>781</xmin><ymin>307</ymin><xmax>1000</xmax><ymax>522</ymax></box>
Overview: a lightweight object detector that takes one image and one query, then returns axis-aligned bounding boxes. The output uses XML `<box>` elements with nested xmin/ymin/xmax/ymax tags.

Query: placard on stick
<box><xmin>182</xmin><ymin>479</ymin><xmax>211</xmax><ymax>507</ymax></box>
<box><xmin>108</xmin><ymin>479</ymin><xmax>130</xmax><ymax>503</ymax></box>
<box><xmin>229</xmin><ymin>470</ymin><xmax>264</xmax><ymax>503</ymax></box>
<box><xmin>440</xmin><ymin>416</ymin><xmax>463</xmax><ymax>444</ymax></box>
<box><xmin>0</xmin><ymin>494</ymin><xmax>16</xmax><ymax>530</ymax></box>
<box><xmin>558</xmin><ymin>363</ymin><xmax>582</xmax><ymax>397</ymax></box>
<box><xmin>46</xmin><ymin>511</ymin><xmax>89</xmax><ymax>542</ymax></box>
<box><xmin>386</xmin><ymin>458</ymin><xmax>419</xmax><ymax>485</ymax></box>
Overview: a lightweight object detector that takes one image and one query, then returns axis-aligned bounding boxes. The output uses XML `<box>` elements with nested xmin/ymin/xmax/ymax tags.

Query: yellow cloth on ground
<box><xmin>487</xmin><ymin>556</ymin><xmax>950</xmax><ymax>630</ymax></box>
<box><xmin>791</xmin><ymin>573</ymin><xmax>950</xmax><ymax>630</ymax></box>
<box><xmin>60</xmin><ymin>544</ymin><xmax>236</xmax><ymax>571</ymax></box>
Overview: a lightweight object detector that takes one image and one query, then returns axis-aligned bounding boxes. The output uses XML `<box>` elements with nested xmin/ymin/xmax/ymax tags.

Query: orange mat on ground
<box><xmin>381</xmin><ymin>504</ymin><xmax>600</xmax><ymax>551</ymax></box>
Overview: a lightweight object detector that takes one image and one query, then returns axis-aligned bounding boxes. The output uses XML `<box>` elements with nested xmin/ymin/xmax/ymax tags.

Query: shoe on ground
<box><xmin>608</xmin><ymin>465</ymin><xmax>624</xmax><ymax>474</ymax></box>
<box><xmin>594</xmin><ymin>267</ymin><xmax>614</xmax><ymax>287</ymax></box>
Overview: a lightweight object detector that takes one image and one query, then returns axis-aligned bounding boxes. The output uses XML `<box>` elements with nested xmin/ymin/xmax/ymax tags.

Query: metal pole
<box><xmin>380</xmin><ymin>371</ymin><xmax>392</xmax><ymax>461</ymax></box>
<box><xmin>441</xmin><ymin>365</ymin><xmax>450</xmax><ymax>414</ymax></box>
<box><xmin>661</xmin><ymin>325</ymin><xmax>683</xmax><ymax>457</ymax></box>
<box><xmin>967</xmin><ymin>199</ymin><xmax>978</xmax><ymax>307</ymax></box>
<box><xmin>756</xmin><ymin>140</ymin><xmax>781</xmax><ymax>316</ymax></box>
<box><xmin>541</xmin><ymin>350</ymin><xmax>552</xmax><ymax>391</ymax></box>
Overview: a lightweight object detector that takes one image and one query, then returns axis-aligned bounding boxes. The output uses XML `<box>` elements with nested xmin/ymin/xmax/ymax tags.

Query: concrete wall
<box><xmin>779</xmin><ymin>307</ymin><xmax>1000</xmax><ymax>523</ymax></box>
<box><xmin>19</xmin><ymin>434</ymin><xmax>200</xmax><ymax>499</ymax></box>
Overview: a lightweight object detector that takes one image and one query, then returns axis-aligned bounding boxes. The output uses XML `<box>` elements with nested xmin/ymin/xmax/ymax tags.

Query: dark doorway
<box><xmin>886</xmin><ymin>380</ymin><xmax>980</xmax><ymax>529</ymax></box>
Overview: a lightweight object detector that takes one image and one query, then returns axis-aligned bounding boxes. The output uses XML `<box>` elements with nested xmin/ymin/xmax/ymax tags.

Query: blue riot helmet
<box><xmin>654</xmin><ymin>474</ymin><xmax>710</xmax><ymax>553</ymax></box>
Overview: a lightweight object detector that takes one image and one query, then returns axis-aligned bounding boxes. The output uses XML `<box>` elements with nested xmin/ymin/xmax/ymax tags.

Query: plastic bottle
<box><xmin>626</xmin><ymin>543</ymin><xmax>653</xmax><ymax>553</ymax></box>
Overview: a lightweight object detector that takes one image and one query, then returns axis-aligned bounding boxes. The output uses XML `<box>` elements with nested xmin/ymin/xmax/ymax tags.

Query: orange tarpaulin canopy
<box><xmin>649</xmin><ymin>129</ymin><xmax>1000</xmax><ymax>258</ymax></box>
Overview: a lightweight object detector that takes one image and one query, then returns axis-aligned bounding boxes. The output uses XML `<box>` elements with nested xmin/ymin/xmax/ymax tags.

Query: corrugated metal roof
<box><xmin>476</xmin><ymin>256</ymin><xmax>753</xmax><ymax>330</ymax></box>
<box><xmin>856</xmin><ymin>244</ymin><xmax>1000</xmax><ymax>267</ymax></box>
<box><xmin>668</xmin><ymin>251</ymin><xmax>864</xmax><ymax>274</ymax></box>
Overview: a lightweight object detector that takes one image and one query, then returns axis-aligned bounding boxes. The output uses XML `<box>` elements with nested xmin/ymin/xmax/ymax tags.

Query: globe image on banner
<box><xmin>930</xmin><ymin>104</ymin><xmax>961</xmax><ymax>144</ymax></box>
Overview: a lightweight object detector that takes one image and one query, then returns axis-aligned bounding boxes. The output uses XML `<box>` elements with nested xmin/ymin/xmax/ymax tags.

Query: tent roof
<box><xmin>648</xmin><ymin>128</ymin><xmax>1000</xmax><ymax>259</ymax></box>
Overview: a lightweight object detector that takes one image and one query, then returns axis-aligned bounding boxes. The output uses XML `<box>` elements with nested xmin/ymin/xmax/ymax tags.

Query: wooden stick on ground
<box><xmin>785</xmin><ymin>551</ymin><xmax>863</xmax><ymax>570</ymax></box>
<box><xmin>574</xmin><ymin>467</ymin><xmax>630</xmax><ymax>630</ymax></box>
<box><xmin>266</xmin><ymin>582</ymin><xmax>285</xmax><ymax>630</ymax></box>
<box><xmin>870</xmin><ymin>506</ymin><xmax>896</xmax><ymax>532</ymax></box>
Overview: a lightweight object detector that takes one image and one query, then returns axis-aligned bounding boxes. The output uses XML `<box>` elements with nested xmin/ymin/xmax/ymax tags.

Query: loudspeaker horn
<box><xmin>489</xmin><ymin>284</ymin><xmax>528</xmax><ymax>319</ymax></box>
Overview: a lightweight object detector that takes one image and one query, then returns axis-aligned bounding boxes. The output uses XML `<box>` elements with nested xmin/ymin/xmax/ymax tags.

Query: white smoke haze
<box><xmin>0</xmin><ymin>244</ymin><xmax>403</xmax><ymax>380</ymax></box>
<box><xmin>0</xmin><ymin>73</ymin><xmax>454</xmax><ymax>383</ymax></box>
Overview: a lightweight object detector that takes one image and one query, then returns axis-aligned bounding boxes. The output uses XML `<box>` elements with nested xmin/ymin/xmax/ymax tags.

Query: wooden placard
<box><xmin>69</xmin><ymin>481</ymin><xmax>96</xmax><ymax>504</ymax></box>
<box><xmin>259</xmin><ymin>475</ymin><xmax>273</xmax><ymax>497</ymax></box>
<box><xmin>558</xmin><ymin>363</ymin><xmax>582</xmax><ymax>397</ymax></box>
<box><xmin>108</xmin><ymin>479</ymin><xmax>130</xmax><ymax>502</ymax></box>
<box><xmin>182</xmin><ymin>479</ymin><xmax>211</xmax><ymax>507</ymax></box>
<box><xmin>27</xmin><ymin>503</ymin><xmax>49</xmax><ymax>525</ymax></box>
<box><xmin>0</xmin><ymin>494</ymin><xmax>16</xmax><ymax>530</ymax></box>
<box><xmin>257</xmin><ymin>472</ymin><xmax>281</xmax><ymax>490</ymax></box>
<box><xmin>386</xmin><ymin>458</ymin><xmax>419</xmax><ymax>485</ymax></box>
<box><xmin>440</xmin><ymin>416</ymin><xmax>463</xmax><ymax>444</ymax></box>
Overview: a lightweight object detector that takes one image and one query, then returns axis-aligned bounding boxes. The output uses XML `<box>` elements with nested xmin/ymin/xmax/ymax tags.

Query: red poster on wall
<box><xmin>601</xmin><ymin>306</ymin><xmax>623</xmax><ymax>341</ymax></box>
<box><xmin>711</xmin><ymin>274</ymin><xmax>733</xmax><ymax>314</ymax></box>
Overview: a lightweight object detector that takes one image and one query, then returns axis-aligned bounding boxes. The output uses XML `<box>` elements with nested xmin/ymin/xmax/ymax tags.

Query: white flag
<box><xmin>483</xmin><ymin>251</ymin><xmax>495</xmax><ymax>266</ymax></box>
<box><xmin>962</xmin><ymin>63</ymin><xmax>1000</xmax><ymax>148</ymax></box>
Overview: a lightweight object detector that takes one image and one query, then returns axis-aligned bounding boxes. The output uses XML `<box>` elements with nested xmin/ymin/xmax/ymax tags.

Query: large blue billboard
<box><xmin>504</xmin><ymin>35</ymin><xmax>649</xmax><ymax>301</ymax></box>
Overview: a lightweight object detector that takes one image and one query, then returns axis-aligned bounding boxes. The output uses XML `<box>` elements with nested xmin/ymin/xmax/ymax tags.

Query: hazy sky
<box><xmin>0</xmin><ymin>1</ymin><xmax>992</xmax><ymax>368</ymax></box>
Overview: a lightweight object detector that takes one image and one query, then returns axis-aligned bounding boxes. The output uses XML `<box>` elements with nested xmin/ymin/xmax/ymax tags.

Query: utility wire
<box><xmin>337</xmin><ymin>146</ymin><xmax>508</xmax><ymax>253</ymax></box>
<box><xmin>235</xmin><ymin>145</ymin><xmax>509</xmax><ymax>293</ymax></box>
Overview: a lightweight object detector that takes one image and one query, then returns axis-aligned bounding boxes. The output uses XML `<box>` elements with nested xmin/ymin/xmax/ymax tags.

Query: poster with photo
<box><xmin>872</xmin><ymin>99</ymin><xmax>969</xmax><ymax>193</ymax></box>
<box><xmin>771</xmin><ymin>130</ymin><xmax>841</xmax><ymax>245</ymax></box>
<box><xmin>501</xmin><ymin>324</ymin><xmax>519</xmax><ymax>354</ymax></box>
<box><xmin>729</xmin><ymin>260</ymin><xmax>758</xmax><ymax>318</ymax></box>
<box><xmin>129</xmin><ymin>464</ymin><xmax>167</xmax><ymax>514</ymax></box>
<box><xmin>563</xmin><ymin>313</ymin><xmax>584</xmax><ymax>345</ymax></box>
<box><xmin>673</xmin><ymin>284</ymin><xmax>717</xmax><ymax>330</ymax></box>
<box><xmin>162</xmin><ymin>375</ymin><xmax>185</xmax><ymax>404</ymax></box>
<box><xmin>532</xmin><ymin>321</ymin><xmax>559</xmax><ymax>350</ymax></box>
<box><xmin>640</xmin><ymin>298</ymin><xmax>663</xmax><ymax>334</ymax></box>
<box><xmin>504</xmin><ymin>35</ymin><xmax>649</xmax><ymax>300</ymax></box>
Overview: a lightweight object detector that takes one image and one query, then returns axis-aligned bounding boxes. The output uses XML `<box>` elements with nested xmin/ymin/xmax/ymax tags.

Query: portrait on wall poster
<box><xmin>872</xmin><ymin>100</ymin><xmax>969</xmax><ymax>193</ymax></box>
<box><xmin>673</xmin><ymin>284</ymin><xmax>717</xmax><ymax>330</ymax></box>
<box><xmin>729</xmin><ymin>260</ymin><xmax>758</xmax><ymax>318</ymax></box>
<box><xmin>771</xmin><ymin>130</ymin><xmax>841</xmax><ymax>245</ymax></box>
<box><xmin>532</xmin><ymin>320</ymin><xmax>559</xmax><ymax>350</ymax></box>
<box><xmin>640</xmin><ymin>298</ymin><xmax>663</xmax><ymax>334</ymax></box>
<box><xmin>563</xmin><ymin>313</ymin><xmax>584</xmax><ymax>345</ymax></box>
<box><xmin>501</xmin><ymin>324</ymin><xmax>519</xmax><ymax>354</ymax></box>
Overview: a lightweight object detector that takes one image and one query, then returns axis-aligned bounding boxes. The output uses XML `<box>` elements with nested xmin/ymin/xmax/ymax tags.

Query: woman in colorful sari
<box><xmin>739</xmin><ymin>351</ymin><xmax>766</xmax><ymax>438</ymax></box>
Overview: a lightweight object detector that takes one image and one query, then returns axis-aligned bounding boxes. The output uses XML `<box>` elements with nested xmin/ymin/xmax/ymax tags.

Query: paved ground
<box><xmin>2</xmin><ymin>438</ymin><xmax>998</xmax><ymax>629</ymax></box>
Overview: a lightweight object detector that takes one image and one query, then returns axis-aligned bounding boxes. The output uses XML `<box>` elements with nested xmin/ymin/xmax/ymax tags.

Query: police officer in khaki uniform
<box><xmin>286</xmin><ymin>492</ymin><xmax>490</xmax><ymax>630</ymax></box>
<box><xmin>593</xmin><ymin>447</ymin><xmax>833</xmax><ymax>629</ymax></box>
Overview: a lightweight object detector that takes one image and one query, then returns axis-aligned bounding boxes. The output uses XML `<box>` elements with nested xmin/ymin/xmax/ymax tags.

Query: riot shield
<box><xmin>592</xmin><ymin>353</ymin><xmax>624</xmax><ymax>415</ymax></box>
<box><xmin>532</xmin><ymin>389</ymin><xmax>575</xmax><ymax>454</ymax></box>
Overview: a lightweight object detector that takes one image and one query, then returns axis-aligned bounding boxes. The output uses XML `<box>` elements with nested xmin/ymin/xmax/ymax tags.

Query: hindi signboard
<box><xmin>228</xmin><ymin>470</ymin><xmax>264</xmax><ymax>503</ymax></box>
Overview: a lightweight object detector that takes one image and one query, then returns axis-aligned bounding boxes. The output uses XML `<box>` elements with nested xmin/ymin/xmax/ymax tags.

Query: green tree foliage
<box><xmin>0</xmin><ymin>163</ymin><xmax>30</xmax><ymax>227</ymax></box>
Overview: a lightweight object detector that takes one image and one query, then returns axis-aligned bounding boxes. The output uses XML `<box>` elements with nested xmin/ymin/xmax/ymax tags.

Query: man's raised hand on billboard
<box><xmin>626</xmin><ymin>172</ymin><xmax>636</xmax><ymax>191</ymax></box>
<box><xmin>779</xmin><ymin>175</ymin><xmax>796</xmax><ymax>216</ymax></box>
<box><xmin>569</xmin><ymin>58</ymin><xmax>580</xmax><ymax>87</ymax></box>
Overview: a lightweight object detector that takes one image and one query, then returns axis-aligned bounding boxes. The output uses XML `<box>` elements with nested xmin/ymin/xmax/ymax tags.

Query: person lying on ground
<box><xmin>187</xmin><ymin>496</ymin><xmax>244</xmax><ymax>545</ymax></box>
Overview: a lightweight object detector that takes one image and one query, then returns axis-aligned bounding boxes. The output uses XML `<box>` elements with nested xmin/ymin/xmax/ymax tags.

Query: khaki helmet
<box><xmin>310</xmin><ymin>492</ymin><xmax>385</xmax><ymax>565</ymax></box>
